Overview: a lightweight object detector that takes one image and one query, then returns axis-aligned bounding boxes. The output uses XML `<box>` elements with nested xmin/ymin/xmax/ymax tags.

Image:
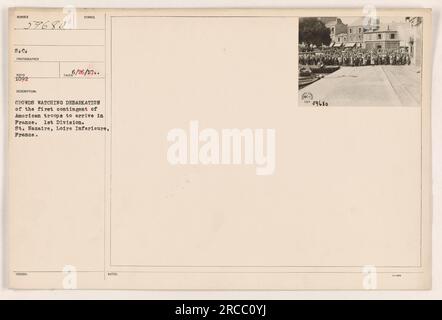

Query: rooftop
<box><xmin>365</xmin><ymin>24</ymin><xmax>398</xmax><ymax>33</ymax></box>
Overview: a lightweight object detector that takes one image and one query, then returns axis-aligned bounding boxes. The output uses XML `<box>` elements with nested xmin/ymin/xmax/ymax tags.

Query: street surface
<box><xmin>299</xmin><ymin>65</ymin><xmax>421</xmax><ymax>107</ymax></box>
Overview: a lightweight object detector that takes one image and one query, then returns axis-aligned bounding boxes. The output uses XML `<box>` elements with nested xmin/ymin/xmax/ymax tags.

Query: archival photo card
<box><xmin>8</xmin><ymin>8</ymin><xmax>432</xmax><ymax>290</ymax></box>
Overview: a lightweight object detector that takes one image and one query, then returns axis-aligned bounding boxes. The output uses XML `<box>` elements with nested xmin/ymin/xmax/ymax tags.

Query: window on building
<box><xmin>359</xmin><ymin>27</ymin><xmax>362</xmax><ymax>33</ymax></box>
<box><xmin>349</xmin><ymin>28</ymin><xmax>352</xmax><ymax>33</ymax></box>
<box><xmin>338</xmin><ymin>37</ymin><xmax>340</xmax><ymax>42</ymax></box>
<box><xmin>331</xmin><ymin>27</ymin><xmax>334</xmax><ymax>33</ymax></box>
<box><xmin>377</xmin><ymin>33</ymin><xmax>382</xmax><ymax>40</ymax></box>
<box><xmin>390</xmin><ymin>33</ymin><xmax>395</xmax><ymax>39</ymax></box>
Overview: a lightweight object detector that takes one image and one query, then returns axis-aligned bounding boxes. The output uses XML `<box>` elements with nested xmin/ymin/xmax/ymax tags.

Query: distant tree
<box><xmin>299</xmin><ymin>18</ymin><xmax>332</xmax><ymax>47</ymax></box>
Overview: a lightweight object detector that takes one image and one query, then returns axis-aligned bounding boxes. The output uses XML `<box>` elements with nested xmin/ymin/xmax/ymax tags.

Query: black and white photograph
<box><xmin>299</xmin><ymin>16</ymin><xmax>423</xmax><ymax>107</ymax></box>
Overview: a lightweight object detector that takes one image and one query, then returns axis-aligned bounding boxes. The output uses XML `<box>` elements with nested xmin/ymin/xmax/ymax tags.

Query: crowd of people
<box><xmin>299</xmin><ymin>47</ymin><xmax>411</xmax><ymax>67</ymax></box>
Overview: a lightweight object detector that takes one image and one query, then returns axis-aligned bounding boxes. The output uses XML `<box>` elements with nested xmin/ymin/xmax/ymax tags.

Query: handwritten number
<box><xmin>22</xmin><ymin>20</ymin><xmax>66</xmax><ymax>30</ymax></box>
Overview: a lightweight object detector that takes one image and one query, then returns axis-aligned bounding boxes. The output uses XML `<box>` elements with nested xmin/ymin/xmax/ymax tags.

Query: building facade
<box><xmin>347</xmin><ymin>25</ymin><xmax>364</xmax><ymax>43</ymax></box>
<box><xmin>321</xmin><ymin>17</ymin><xmax>375</xmax><ymax>48</ymax></box>
<box><xmin>319</xmin><ymin>17</ymin><xmax>348</xmax><ymax>44</ymax></box>
<box><xmin>363</xmin><ymin>27</ymin><xmax>400</xmax><ymax>51</ymax></box>
<box><xmin>346</xmin><ymin>17</ymin><xmax>368</xmax><ymax>46</ymax></box>
<box><xmin>317</xmin><ymin>17</ymin><xmax>413</xmax><ymax>53</ymax></box>
<box><xmin>406</xmin><ymin>17</ymin><xmax>423</xmax><ymax>65</ymax></box>
<box><xmin>318</xmin><ymin>16</ymin><xmax>416</xmax><ymax>51</ymax></box>
<box><xmin>335</xmin><ymin>32</ymin><xmax>348</xmax><ymax>45</ymax></box>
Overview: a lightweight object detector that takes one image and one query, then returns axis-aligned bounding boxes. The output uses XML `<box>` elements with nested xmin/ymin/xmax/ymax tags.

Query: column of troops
<box><xmin>299</xmin><ymin>48</ymin><xmax>411</xmax><ymax>66</ymax></box>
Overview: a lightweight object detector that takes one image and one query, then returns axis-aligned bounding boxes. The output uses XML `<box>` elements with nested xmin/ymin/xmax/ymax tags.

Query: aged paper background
<box><xmin>3</xmin><ymin>5</ymin><xmax>435</xmax><ymax>292</ymax></box>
